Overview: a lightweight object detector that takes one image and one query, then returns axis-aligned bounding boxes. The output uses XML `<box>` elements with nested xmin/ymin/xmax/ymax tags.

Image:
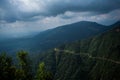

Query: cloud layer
<box><xmin>0</xmin><ymin>0</ymin><xmax>120</xmax><ymax>38</ymax></box>
<box><xmin>0</xmin><ymin>0</ymin><xmax>120</xmax><ymax>22</ymax></box>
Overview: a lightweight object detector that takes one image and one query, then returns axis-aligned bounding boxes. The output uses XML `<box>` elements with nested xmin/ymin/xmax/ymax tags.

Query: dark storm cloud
<box><xmin>46</xmin><ymin>0</ymin><xmax>120</xmax><ymax>16</ymax></box>
<box><xmin>0</xmin><ymin>0</ymin><xmax>40</xmax><ymax>22</ymax></box>
<box><xmin>0</xmin><ymin>0</ymin><xmax>120</xmax><ymax>22</ymax></box>
<box><xmin>0</xmin><ymin>0</ymin><xmax>14</xmax><ymax>22</ymax></box>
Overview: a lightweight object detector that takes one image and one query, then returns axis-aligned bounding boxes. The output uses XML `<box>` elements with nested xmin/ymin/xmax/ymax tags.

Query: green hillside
<box><xmin>40</xmin><ymin>22</ymin><xmax>120</xmax><ymax>80</ymax></box>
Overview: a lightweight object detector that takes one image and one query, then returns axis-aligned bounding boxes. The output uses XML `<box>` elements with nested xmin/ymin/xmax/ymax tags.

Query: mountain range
<box><xmin>0</xmin><ymin>21</ymin><xmax>114</xmax><ymax>56</ymax></box>
<box><xmin>0</xmin><ymin>21</ymin><xmax>120</xmax><ymax>80</ymax></box>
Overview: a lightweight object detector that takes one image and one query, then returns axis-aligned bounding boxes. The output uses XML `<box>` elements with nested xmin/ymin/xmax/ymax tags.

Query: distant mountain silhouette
<box><xmin>0</xmin><ymin>21</ymin><xmax>115</xmax><ymax>55</ymax></box>
<box><xmin>35</xmin><ymin>21</ymin><xmax>108</xmax><ymax>42</ymax></box>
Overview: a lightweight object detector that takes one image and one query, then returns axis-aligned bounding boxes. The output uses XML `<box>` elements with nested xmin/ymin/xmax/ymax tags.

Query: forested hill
<box><xmin>39</xmin><ymin>21</ymin><xmax>120</xmax><ymax>80</ymax></box>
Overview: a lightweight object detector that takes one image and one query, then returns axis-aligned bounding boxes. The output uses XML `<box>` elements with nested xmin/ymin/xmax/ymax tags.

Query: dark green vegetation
<box><xmin>0</xmin><ymin>21</ymin><xmax>120</xmax><ymax>80</ymax></box>
<box><xmin>0</xmin><ymin>51</ymin><xmax>53</xmax><ymax>80</ymax></box>
<box><xmin>0</xmin><ymin>21</ymin><xmax>112</xmax><ymax>55</ymax></box>
<box><xmin>36</xmin><ymin>21</ymin><xmax>120</xmax><ymax>80</ymax></box>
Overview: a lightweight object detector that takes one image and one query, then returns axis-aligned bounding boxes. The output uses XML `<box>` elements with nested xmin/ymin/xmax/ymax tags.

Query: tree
<box><xmin>17</xmin><ymin>50</ymin><xmax>33</xmax><ymax>80</ymax></box>
<box><xmin>0</xmin><ymin>53</ymin><xmax>16</xmax><ymax>80</ymax></box>
<box><xmin>36</xmin><ymin>62</ymin><xmax>53</xmax><ymax>80</ymax></box>
<box><xmin>15</xmin><ymin>69</ymin><xmax>26</xmax><ymax>80</ymax></box>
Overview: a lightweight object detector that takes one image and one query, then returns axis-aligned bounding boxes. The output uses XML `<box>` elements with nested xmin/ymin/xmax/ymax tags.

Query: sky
<box><xmin>0</xmin><ymin>0</ymin><xmax>120</xmax><ymax>38</ymax></box>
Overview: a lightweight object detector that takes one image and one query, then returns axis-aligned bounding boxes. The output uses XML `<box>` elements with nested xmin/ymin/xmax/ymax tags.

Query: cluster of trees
<box><xmin>0</xmin><ymin>51</ymin><xmax>53</xmax><ymax>80</ymax></box>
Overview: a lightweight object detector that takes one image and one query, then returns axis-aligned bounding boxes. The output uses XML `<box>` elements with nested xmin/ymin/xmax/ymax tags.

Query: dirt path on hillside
<box><xmin>54</xmin><ymin>48</ymin><xmax>120</xmax><ymax>64</ymax></box>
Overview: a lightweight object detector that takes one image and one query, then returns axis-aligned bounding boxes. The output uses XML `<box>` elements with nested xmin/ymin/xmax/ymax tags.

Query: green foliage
<box><xmin>0</xmin><ymin>53</ymin><xmax>16</xmax><ymax>80</ymax></box>
<box><xmin>17</xmin><ymin>50</ymin><xmax>33</xmax><ymax>80</ymax></box>
<box><xmin>0</xmin><ymin>52</ymin><xmax>53</xmax><ymax>80</ymax></box>
<box><xmin>15</xmin><ymin>69</ymin><xmax>26</xmax><ymax>80</ymax></box>
<box><xmin>36</xmin><ymin>62</ymin><xmax>53</xmax><ymax>80</ymax></box>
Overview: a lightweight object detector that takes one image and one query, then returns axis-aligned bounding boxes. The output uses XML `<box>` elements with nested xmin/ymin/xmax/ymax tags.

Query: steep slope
<box><xmin>40</xmin><ymin>21</ymin><xmax>120</xmax><ymax>80</ymax></box>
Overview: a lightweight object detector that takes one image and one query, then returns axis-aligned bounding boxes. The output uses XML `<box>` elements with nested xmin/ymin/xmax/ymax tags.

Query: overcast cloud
<box><xmin>0</xmin><ymin>0</ymin><xmax>120</xmax><ymax>38</ymax></box>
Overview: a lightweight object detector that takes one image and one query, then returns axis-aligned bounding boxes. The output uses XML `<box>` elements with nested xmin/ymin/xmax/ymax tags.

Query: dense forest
<box><xmin>0</xmin><ymin>51</ymin><xmax>53</xmax><ymax>80</ymax></box>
